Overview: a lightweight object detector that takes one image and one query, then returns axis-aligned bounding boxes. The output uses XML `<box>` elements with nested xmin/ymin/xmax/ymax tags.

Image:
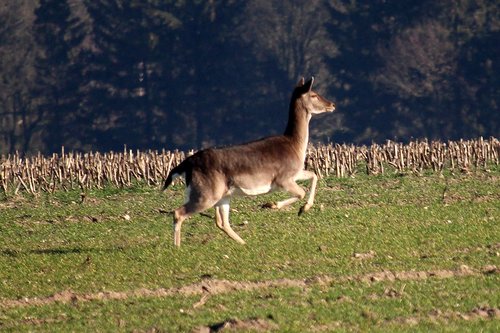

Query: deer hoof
<box><xmin>298</xmin><ymin>204</ymin><xmax>310</xmax><ymax>216</ymax></box>
<box><xmin>262</xmin><ymin>202</ymin><xmax>278</xmax><ymax>209</ymax></box>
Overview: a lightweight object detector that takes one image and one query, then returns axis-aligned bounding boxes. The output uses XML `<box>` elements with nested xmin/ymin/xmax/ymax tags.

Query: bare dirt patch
<box><xmin>389</xmin><ymin>305</ymin><xmax>500</xmax><ymax>326</ymax></box>
<box><xmin>310</xmin><ymin>305</ymin><xmax>500</xmax><ymax>332</ymax></box>
<box><xmin>352</xmin><ymin>250</ymin><xmax>376</xmax><ymax>260</ymax></box>
<box><xmin>451</xmin><ymin>243</ymin><xmax>500</xmax><ymax>259</ymax></box>
<box><xmin>0</xmin><ymin>264</ymin><xmax>496</xmax><ymax>309</ymax></box>
<box><xmin>482</xmin><ymin>265</ymin><xmax>498</xmax><ymax>274</ymax></box>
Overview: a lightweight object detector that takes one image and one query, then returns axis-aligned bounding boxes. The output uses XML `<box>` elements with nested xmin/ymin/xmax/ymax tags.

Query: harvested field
<box><xmin>0</xmin><ymin>154</ymin><xmax>498</xmax><ymax>331</ymax></box>
<box><xmin>1</xmin><ymin>137</ymin><xmax>498</xmax><ymax>194</ymax></box>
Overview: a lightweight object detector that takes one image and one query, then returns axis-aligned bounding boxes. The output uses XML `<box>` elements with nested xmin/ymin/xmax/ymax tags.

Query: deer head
<box><xmin>294</xmin><ymin>77</ymin><xmax>336</xmax><ymax>114</ymax></box>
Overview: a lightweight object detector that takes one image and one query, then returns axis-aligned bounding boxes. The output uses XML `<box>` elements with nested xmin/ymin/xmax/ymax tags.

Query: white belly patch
<box><xmin>230</xmin><ymin>184</ymin><xmax>273</xmax><ymax>196</ymax></box>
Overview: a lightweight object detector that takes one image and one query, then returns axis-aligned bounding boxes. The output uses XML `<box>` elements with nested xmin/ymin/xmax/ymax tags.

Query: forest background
<box><xmin>0</xmin><ymin>0</ymin><xmax>498</xmax><ymax>155</ymax></box>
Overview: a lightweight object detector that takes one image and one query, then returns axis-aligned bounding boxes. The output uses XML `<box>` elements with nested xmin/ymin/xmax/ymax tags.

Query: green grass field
<box><xmin>0</xmin><ymin>167</ymin><xmax>499</xmax><ymax>332</ymax></box>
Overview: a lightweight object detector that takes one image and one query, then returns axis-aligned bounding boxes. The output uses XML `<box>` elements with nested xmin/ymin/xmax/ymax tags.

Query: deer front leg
<box><xmin>263</xmin><ymin>171</ymin><xmax>317</xmax><ymax>215</ymax></box>
<box><xmin>296</xmin><ymin>170</ymin><xmax>318</xmax><ymax>215</ymax></box>
<box><xmin>262</xmin><ymin>196</ymin><xmax>301</xmax><ymax>210</ymax></box>
<box><xmin>263</xmin><ymin>180</ymin><xmax>306</xmax><ymax>210</ymax></box>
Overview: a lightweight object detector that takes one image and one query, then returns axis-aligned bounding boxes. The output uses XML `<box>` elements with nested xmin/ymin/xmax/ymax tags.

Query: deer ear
<box><xmin>296</xmin><ymin>77</ymin><xmax>305</xmax><ymax>87</ymax></box>
<box><xmin>304</xmin><ymin>77</ymin><xmax>314</xmax><ymax>92</ymax></box>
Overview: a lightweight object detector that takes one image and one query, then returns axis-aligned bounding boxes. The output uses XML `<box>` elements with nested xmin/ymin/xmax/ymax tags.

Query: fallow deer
<box><xmin>163</xmin><ymin>77</ymin><xmax>335</xmax><ymax>246</ymax></box>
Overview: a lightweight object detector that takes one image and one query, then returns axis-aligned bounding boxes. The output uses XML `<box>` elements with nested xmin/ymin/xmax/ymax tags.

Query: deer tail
<box><xmin>162</xmin><ymin>160</ymin><xmax>192</xmax><ymax>191</ymax></box>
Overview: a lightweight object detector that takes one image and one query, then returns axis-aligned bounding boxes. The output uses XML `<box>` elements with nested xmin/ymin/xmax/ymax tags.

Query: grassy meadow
<box><xmin>0</xmin><ymin>166</ymin><xmax>499</xmax><ymax>332</ymax></box>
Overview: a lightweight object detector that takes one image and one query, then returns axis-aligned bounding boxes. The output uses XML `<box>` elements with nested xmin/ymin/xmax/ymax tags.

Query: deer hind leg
<box><xmin>173</xmin><ymin>186</ymin><xmax>220</xmax><ymax>247</ymax></box>
<box><xmin>215</xmin><ymin>198</ymin><xmax>246</xmax><ymax>245</ymax></box>
<box><xmin>215</xmin><ymin>206</ymin><xmax>223</xmax><ymax>230</ymax></box>
<box><xmin>173</xmin><ymin>206</ymin><xmax>189</xmax><ymax>247</ymax></box>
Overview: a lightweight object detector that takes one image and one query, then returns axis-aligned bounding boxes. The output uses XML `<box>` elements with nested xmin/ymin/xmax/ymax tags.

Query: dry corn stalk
<box><xmin>1</xmin><ymin>137</ymin><xmax>498</xmax><ymax>194</ymax></box>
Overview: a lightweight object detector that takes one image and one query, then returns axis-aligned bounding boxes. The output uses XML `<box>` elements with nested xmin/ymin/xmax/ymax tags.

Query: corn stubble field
<box><xmin>1</xmin><ymin>137</ymin><xmax>498</xmax><ymax>194</ymax></box>
<box><xmin>0</xmin><ymin>138</ymin><xmax>499</xmax><ymax>332</ymax></box>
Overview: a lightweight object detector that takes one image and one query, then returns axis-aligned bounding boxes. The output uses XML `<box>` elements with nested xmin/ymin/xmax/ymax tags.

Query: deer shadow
<box><xmin>1</xmin><ymin>246</ymin><xmax>127</xmax><ymax>257</ymax></box>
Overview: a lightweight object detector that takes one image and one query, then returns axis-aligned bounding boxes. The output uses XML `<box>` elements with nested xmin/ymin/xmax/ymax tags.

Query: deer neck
<box><xmin>284</xmin><ymin>99</ymin><xmax>311</xmax><ymax>160</ymax></box>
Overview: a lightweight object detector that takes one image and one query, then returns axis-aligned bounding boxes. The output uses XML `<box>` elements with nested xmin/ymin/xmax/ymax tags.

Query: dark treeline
<box><xmin>0</xmin><ymin>0</ymin><xmax>498</xmax><ymax>155</ymax></box>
